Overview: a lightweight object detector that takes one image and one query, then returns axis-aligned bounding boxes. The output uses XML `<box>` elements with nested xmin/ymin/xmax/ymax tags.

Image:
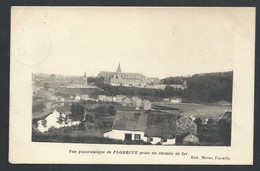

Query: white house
<box><xmin>132</xmin><ymin>99</ymin><xmax>142</xmax><ymax>109</ymax></box>
<box><xmin>106</xmin><ymin>96</ymin><xmax>113</xmax><ymax>102</ymax></box>
<box><xmin>142</xmin><ymin>100</ymin><xmax>152</xmax><ymax>110</ymax></box>
<box><xmin>81</xmin><ymin>94</ymin><xmax>90</xmax><ymax>101</ymax></box>
<box><xmin>75</xmin><ymin>95</ymin><xmax>81</xmax><ymax>101</ymax></box>
<box><xmin>104</xmin><ymin>110</ymin><xmax>179</xmax><ymax>145</ymax></box>
<box><xmin>98</xmin><ymin>95</ymin><xmax>107</xmax><ymax>101</ymax></box>
<box><xmin>121</xmin><ymin>97</ymin><xmax>131</xmax><ymax>106</ymax></box>
<box><xmin>112</xmin><ymin>96</ymin><xmax>117</xmax><ymax>102</ymax></box>
<box><xmin>116</xmin><ymin>95</ymin><xmax>126</xmax><ymax>103</ymax></box>
<box><xmin>170</xmin><ymin>97</ymin><xmax>182</xmax><ymax>103</ymax></box>
<box><xmin>37</xmin><ymin>110</ymin><xmax>80</xmax><ymax>133</ymax></box>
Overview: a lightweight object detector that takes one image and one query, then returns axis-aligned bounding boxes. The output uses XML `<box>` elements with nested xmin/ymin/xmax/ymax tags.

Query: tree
<box><xmin>42</xmin><ymin>119</ymin><xmax>47</xmax><ymax>127</ymax></box>
<box><xmin>194</xmin><ymin>118</ymin><xmax>202</xmax><ymax>125</ymax></box>
<box><xmin>218</xmin><ymin>119</ymin><xmax>231</xmax><ymax>146</ymax></box>
<box><xmin>70</xmin><ymin>103</ymin><xmax>85</xmax><ymax>121</ymax></box>
<box><xmin>87</xmin><ymin>77</ymin><xmax>96</xmax><ymax>83</ymax></box>
<box><xmin>95</xmin><ymin>77</ymin><xmax>105</xmax><ymax>87</ymax></box>
<box><xmin>32</xmin><ymin>118</ymin><xmax>38</xmax><ymax>126</ymax></box>
<box><xmin>50</xmin><ymin>74</ymin><xmax>56</xmax><ymax>80</ymax></box>
<box><xmin>57</xmin><ymin>113</ymin><xmax>63</xmax><ymax>124</ymax></box>
<box><xmin>43</xmin><ymin>82</ymin><xmax>49</xmax><ymax>90</ymax></box>
<box><xmin>107</xmin><ymin>105</ymin><xmax>116</xmax><ymax>116</ymax></box>
<box><xmin>207</xmin><ymin>118</ymin><xmax>215</xmax><ymax>124</ymax></box>
<box><xmin>32</xmin><ymin>102</ymin><xmax>45</xmax><ymax>112</ymax></box>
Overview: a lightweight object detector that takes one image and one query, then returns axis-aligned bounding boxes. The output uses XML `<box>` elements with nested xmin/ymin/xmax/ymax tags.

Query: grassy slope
<box><xmin>152</xmin><ymin>102</ymin><xmax>232</xmax><ymax>119</ymax></box>
<box><xmin>57</xmin><ymin>87</ymin><xmax>106</xmax><ymax>98</ymax></box>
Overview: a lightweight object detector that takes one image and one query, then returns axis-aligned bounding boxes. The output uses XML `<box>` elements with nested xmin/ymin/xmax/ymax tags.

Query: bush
<box><xmin>32</xmin><ymin>101</ymin><xmax>45</xmax><ymax>112</ymax></box>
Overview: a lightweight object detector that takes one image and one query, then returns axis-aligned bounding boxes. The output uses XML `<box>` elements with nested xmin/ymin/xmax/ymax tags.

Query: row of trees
<box><xmin>160</xmin><ymin>76</ymin><xmax>185</xmax><ymax>85</ymax></box>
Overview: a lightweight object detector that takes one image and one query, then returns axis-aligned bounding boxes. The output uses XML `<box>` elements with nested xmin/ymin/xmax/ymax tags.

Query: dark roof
<box><xmin>145</xmin><ymin>113</ymin><xmax>177</xmax><ymax>139</ymax></box>
<box><xmin>112</xmin><ymin>111</ymin><xmax>148</xmax><ymax>132</ymax></box>
<box><xmin>218</xmin><ymin>111</ymin><xmax>232</xmax><ymax>122</ymax></box>
<box><xmin>112</xmin><ymin>110</ymin><xmax>179</xmax><ymax>139</ymax></box>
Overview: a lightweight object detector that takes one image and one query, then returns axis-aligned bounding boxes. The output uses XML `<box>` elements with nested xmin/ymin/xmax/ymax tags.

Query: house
<box><xmin>145</xmin><ymin>112</ymin><xmax>178</xmax><ymax>145</ymax></box>
<box><xmin>168</xmin><ymin>84</ymin><xmax>187</xmax><ymax>90</ymax></box>
<box><xmin>104</xmin><ymin>110</ymin><xmax>148</xmax><ymax>142</ymax></box>
<box><xmin>132</xmin><ymin>99</ymin><xmax>142</xmax><ymax>109</ymax></box>
<box><xmin>48</xmin><ymin>94</ymin><xmax>58</xmax><ymax>101</ymax></box>
<box><xmin>170</xmin><ymin>97</ymin><xmax>182</xmax><ymax>103</ymax></box>
<box><xmin>144</xmin><ymin>84</ymin><xmax>166</xmax><ymax>90</ymax></box>
<box><xmin>176</xmin><ymin>114</ymin><xmax>199</xmax><ymax>145</ymax></box>
<box><xmin>81</xmin><ymin>95</ymin><xmax>90</xmax><ymax>101</ymax></box>
<box><xmin>131</xmin><ymin>96</ymin><xmax>140</xmax><ymax>102</ymax></box>
<box><xmin>183</xmin><ymin>133</ymin><xmax>199</xmax><ymax>145</ymax></box>
<box><xmin>116</xmin><ymin>95</ymin><xmax>126</xmax><ymax>103</ymax></box>
<box><xmin>189</xmin><ymin>115</ymin><xmax>209</xmax><ymax>125</ymax></box>
<box><xmin>56</xmin><ymin>96</ymin><xmax>65</xmax><ymax>106</ymax></box>
<box><xmin>40</xmin><ymin>92</ymin><xmax>57</xmax><ymax>101</ymax></box>
<box><xmin>163</xmin><ymin>98</ymin><xmax>170</xmax><ymax>102</ymax></box>
<box><xmin>37</xmin><ymin>110</ymin><xmax>80</xmax><ymax>133</ymax></box>
<box><xmin>218</xmin><ymin>110</ymin><xmax>232</xmax><ymax>123</ymax></box>
<box><xmin>143</xmin><ymin>100</ymin><xmax>152</xmax><ymax>110</ymax></box>
<box><xmin>153</xmin><ymin>84</ymin><xmax>167</xmax><ymax>90</ymax></box>
<box><xmin>112</xmin><ymin>96</ymin><xmax>117</xmax><ymax>102</ymax></box>
<box><xmin>98</xmin><ymin>95</ymin><xmax>107</xmax><ymax>101</ymax></box>
<box><xmin>75</xmin><ymin>95</ymin><xmax>81</xmax><ymax>101</ymax></box>
<box><xmin>176</xmin><ymin>115</ymin><xmax>197</xmax><ymax>136</ymax></box>
<box><xmin>106</xmin><ymin>96</ymin><xmax>113</xmax><ymax>102</ymax></box>
<box><xmin>104</xmin><ymin>110</ymin><xmax>179</xmax><ymax>145</ymax></box>
<box><xmin>146</xmin><ymin>77</ymin><xmax>160</xmax><ymax>85</ymax></box>
<box><xmin>121</xmin><ymin>97</ymin><xmax>131</xmax><ymax>106</ymax></box>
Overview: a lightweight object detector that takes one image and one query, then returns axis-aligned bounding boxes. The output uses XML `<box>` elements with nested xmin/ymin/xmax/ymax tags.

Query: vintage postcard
<box><xmin>9</xmin><ymin>7</ymin><xmax>255</xmax><ymax>164</ymax></box>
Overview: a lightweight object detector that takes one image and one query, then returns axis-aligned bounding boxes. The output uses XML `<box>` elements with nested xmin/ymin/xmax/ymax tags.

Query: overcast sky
<box><xmin>12</xmin><ymin>7</ymin><xmax>254</xmax><ymax>78</ymax></box>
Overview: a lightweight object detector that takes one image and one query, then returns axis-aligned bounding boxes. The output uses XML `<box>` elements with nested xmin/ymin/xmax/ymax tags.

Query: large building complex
<box><xmin>97</xmin><ymin>63</ymin><xmax>160</xmax><ymax>86</ymax></box>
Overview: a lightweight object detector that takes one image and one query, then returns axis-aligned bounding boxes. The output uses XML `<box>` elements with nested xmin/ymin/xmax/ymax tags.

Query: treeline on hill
<box><xmin>90</xmin><ymin>77</ymin><xmax>185</xmax><ymax>101</ymax></box>
<box><xmin>160</xmin><ymin>76</ymin><xmax>185</xmax><ymax>84</ymax></box>
<box><xmin>186</xmin><ymin>72</ymin><xmax>233</xmax><ymax>103</ymax></box>
<box><xmin>87</xmin><ymin>71</ymin><xmax>233</xmax><ymax>103</ymax></box>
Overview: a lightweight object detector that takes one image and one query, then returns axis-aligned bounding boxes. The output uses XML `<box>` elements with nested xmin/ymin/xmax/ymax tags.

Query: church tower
<box><xmin>83</xmin><ymin>72</ymin><xmax>87</xmax><ymax>85</ymax></box>
<box><xmin>116</xmin><ymin>62</ymin><xmax>122</xmax><ymax>73</ymax></box>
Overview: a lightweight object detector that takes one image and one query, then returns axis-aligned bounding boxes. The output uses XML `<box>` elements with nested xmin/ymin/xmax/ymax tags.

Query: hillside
<box><xmin>56</xmin><ymin>87</ymin><xmax>110</xmax><ymax>98</ymax></box>
<box><xmin>185</xmin><ymin>71</ymin><xmax>233</xmax><ymax>103</ymax></box>
<box><xmin>95</xmin><ymin>71</ymin><xmax>233</xmax><ymax>103</ymax></box>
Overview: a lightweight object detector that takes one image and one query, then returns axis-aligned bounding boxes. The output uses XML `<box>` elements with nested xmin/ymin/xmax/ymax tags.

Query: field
<box><xmin>152</xmin><ymin>102</ymin><xmax>232</xmax><ymax>119</ymax></box>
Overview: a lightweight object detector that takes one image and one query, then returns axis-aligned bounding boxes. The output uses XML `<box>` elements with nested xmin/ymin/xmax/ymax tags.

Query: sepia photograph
<box><xmin>9</xmin><ymin>7</ymin><xmax>255</xmax><ymax>164</ymax></box>
<box><xmin>30</xmin><ymin>7</ymin><xmax>233</xmax><ymax>146</ymax></box>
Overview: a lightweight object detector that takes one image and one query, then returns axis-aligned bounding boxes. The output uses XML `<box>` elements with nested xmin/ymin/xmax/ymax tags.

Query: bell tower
<box><xmin>83</xmin><ymin>72</ymin><xmax>87</xmax><ymax>85</ymax></box>
<box><xmin>116</xmin><ymin>62</ymin><xmax>122</xmax><ymax>73</ymax></box>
